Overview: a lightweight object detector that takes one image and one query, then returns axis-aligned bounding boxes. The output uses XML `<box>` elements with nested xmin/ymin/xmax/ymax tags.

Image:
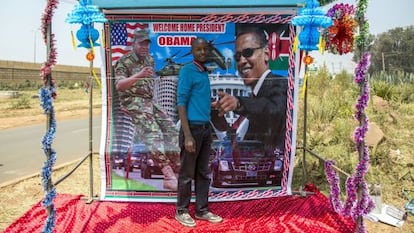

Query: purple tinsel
<box><xmin>324</xmin><ymin>50</ymin><xmax>374</xmax><ymax>230</ymax></box>
<box><xmin>326</xmin><ymin>3</ymin><xmax>355</xmax><ymax>19</ymax></box>
<box><xmin>324</xmin><ymin>1</ymin><xmax>374</xmax><ymax>232</ymax></box>
<box><xmin>354</xmin><ymin>52</ymin><xmax>371</xmax><ymax>84</ymax></box>
<box><xmin>325</xmin><ymin>142</ymin><xmax>374</xmax><ymax>220</ymax></box>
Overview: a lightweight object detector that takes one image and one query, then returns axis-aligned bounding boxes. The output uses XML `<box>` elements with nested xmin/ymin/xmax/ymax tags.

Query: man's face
<box><xmin>133</xmin><ymin>40</ymin><xmax>150</xmax><ymax>58</ymax></box>
<box><xmin>191</xmin><ymin>39</ymin><xmax>209</xmax><ymax>63</ymax></box>
<box><xmin>235</xmin><ymin>33</ymin><xmax>269</xmax><ymax>87</ymax></box>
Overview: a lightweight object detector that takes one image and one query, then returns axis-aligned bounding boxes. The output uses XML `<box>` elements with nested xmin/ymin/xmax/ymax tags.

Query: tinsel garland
<box><xmin>40</xmin><ymin>0</ymin><xmax>58</xmax><ymax>86</ymax></box>
<box><xmin>39</xmin><ymin>0</ymin><xmax>59</xmax><ymax>232</ymax></box>
<box><xmin>291</xmin><ymin>0</ymin><xmax>332</xmax><ymax>51</ymax></box>
<box><xmin>66</xmin><ymin>0</ymin><xmax>107</xmax><ymax>48</ymax></box>
<box><xmin>325</xmin><ymin>52</ymin><xmax>374</xmax><ymax>233</ymax></box>
<box><xmin>324</xmin><ymin>3</ymin><xmax>357</xmax><ymax>54</ymax></box>
<box><xmin>40</xmin><ymin>87</ymin><xmax>57</xmax><ymax>233</ymax></box>
<box><xmin>324</xmin><ymin>0</ymin><xmax>374</xmax><ymax>232</ymax></box>
<box><xmin>65</xmin><ymin>0</ymin><xmax>107</xmax><ymax>25</ymax></box>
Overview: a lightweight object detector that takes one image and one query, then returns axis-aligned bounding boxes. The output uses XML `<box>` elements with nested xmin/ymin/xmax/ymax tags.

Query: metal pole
<box><xmin>303</xmin><ymin>147</ymin><xmax>351</xmax><ymax>178</ymax></box>
<box><xmin>80</xmin><ymin>57</ymin><xmax>95</xmax><ymax>204</ymax></box>
<box><xmin>88</xmin><ymin>59</ymin><xmax>94</xmax><ymax>202</ymax></box>
<box><xmin>301</xmin><ymin>59</ymin><xmax>309</xmax><ymax>189</ymax></box>
<box><xmin>43</xmin><ymin>21</ymin><xmax>55</xmax><ymax>230</ymax></box>
<box><xmin>33</xmin><ymin>30</ymin><xmax>37</xmax><ymax>63</ymax></box>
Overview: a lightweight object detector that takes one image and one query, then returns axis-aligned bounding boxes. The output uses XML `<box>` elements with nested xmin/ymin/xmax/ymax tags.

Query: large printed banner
<box><xmin>100</xmin><ymin>15</ymin><xmax>299</xmax><ymax>202</ymax></box>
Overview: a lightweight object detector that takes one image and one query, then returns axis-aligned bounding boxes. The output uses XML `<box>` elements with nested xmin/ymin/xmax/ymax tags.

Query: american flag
<box><xmin>111</xmin><ymin>22</ymin><xmax>148</xmax><ymax>63</ymax></box>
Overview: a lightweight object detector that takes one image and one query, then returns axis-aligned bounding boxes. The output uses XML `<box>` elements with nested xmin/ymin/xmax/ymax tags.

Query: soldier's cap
<box><xmin>134</xmin><ymin>29</ymin><xmax>151</xmax><ymax>42</ymax></box>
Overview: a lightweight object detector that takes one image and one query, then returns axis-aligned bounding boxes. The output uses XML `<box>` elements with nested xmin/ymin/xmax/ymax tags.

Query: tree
<box><xmin>364</xmin><ymin>26</ymin><xmax>414</xmax><ymax>75</ymax></box>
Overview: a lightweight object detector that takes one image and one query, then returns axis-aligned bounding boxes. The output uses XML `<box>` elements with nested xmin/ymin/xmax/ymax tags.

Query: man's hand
<box><xmin>184</xmin><ymin>136</ymin><xmax>196</xmax><ymax>153</ymax></box>
<box><xmin>212</xmin><ymin>91</ymin><xmax>239</xmax><ymax>117</ymax></box>
<box><xmin>135</xmin><ymin>66</ymin><xmax>154</xmax><ymax>79</ymax></box>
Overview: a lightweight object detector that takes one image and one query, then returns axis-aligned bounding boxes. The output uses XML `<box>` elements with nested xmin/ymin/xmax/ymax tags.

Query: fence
<box><xmin>0</xmin><ymin>60</ymin><xmax>101</xmax><ymax>89</ymax></box>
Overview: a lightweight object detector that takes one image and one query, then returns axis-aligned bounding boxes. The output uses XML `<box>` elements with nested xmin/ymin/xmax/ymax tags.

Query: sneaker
<box><xmin>195</xmin><ymin>212</ymin><xmax>223</xmax><ymax>223</ymax></box>
<box><xmin>175</xmin><ymin>212</ymin><xmax>196</xmax><ymax>227</ymax></box>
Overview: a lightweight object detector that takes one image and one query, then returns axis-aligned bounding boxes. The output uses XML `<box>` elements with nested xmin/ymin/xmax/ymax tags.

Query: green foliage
<box><xmin>306</xmin><ymin>68</ymin><xmax>356</xmax><ymax>125</ymax></box>
<box><xmin>370</xmin><ymin>73</ymin><xmax>414</xmax><ymax>104</ymax></box>
<box><xmin>294</xmin><ymin>67</ymin><xmax>414</xmax><ymax>205</ymax></box>
<box><xmin>318</xmin><ymin>0</ymin><xmax>337</xmax><ymax>6</ymax></box>
<box><xmin>9</xmin><ymin>96</ymin><xmax>32</xmax><ymax>109</ymax></box>
<box><xmin>372</xmin><ymin>72</ymin><xmax>414</xmax><ymax>85</ymax></box>
<box><xmin>0</xmin><ymin>80</ymin><xmax>42</xmax><ymax>90</ymax></box>
<box><xmin>367</xmin><ymin>26</ymin><xmax>414</xmax><ymax>76</ymax></box>
<box><xmin>59</xmin><ymin>80</ymin><xmax>87</xmax><ymax>89</ymax></box>
<box><xmin>369</xmin><ymin>144</ymin><xmax>393</xmax><ymax>168</ymax></box>
<box><xmin>332</xmin><ymin>70</ymin><xmax>353</xmax><ymax>90</ymax></box>
<box><xmin>0</xmin><ymin>80</ymin><xmax>92</xmax><ymax>91</ymax></box>
<box><xmin>371</xmin><ymin>80</ymin><xmax>394</xmax><ymax>101</ymax></box>
<box><xmin>392</xmin><ymin>83</ymin><xmax>414</xmax><ymax>103</ymax></box>
<box><xmin>397</xmin><ymin>102</ymin><xmax>414</xmax><ymax>115</ymax></box>
<box><xmin>307</xmin><ymin>65</ymin><xmax>331</xmax><ymax>96</ymax></box>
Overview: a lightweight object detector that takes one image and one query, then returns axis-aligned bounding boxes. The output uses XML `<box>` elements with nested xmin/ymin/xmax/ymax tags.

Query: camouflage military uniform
<box><xmin>114</xmin><ymin>52</ymin><xmax>180</xmax><ymax>173</ymax></box>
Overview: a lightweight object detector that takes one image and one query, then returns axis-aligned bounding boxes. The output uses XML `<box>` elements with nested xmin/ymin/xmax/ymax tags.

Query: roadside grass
<box><xmin>292</xmin><ymin>68</ymin><xmax>414</xmax><ymax>224</ymax></box>
<box><xmin>0</xmin><ymin>87</ymin><xmax>102</xmax><ymax>129</ymax></box>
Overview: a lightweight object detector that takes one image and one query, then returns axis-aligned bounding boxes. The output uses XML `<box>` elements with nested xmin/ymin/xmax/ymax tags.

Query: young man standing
<box><xmin>175</xmin><ymin>37</ymin><xmax>223</xmax><ymax>227</ymax></box>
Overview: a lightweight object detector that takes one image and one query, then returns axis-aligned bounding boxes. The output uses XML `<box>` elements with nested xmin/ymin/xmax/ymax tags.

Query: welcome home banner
<box><xmin>99</xmin><ymin>16</ymin><xmax>299</xmax><ymax>202</ymax></box>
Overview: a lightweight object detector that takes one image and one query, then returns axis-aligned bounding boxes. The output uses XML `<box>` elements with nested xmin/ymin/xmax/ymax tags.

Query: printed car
<box><xmin>210</xmin><ymin>140</ymin><xmax>283</xmax><ymax>188</ymax></box>
<box><xmin>111</xmin><ymin>152</ymin><xmax>125</xmax><ymax>170</ymax></box>
<box><xmin>124</xmin><ymin>143</ymin><xmax>146</xmax><ymax>172</ymax></box>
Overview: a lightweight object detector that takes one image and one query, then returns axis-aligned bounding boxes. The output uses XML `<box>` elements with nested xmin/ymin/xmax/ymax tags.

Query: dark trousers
<box><xmin>176</xmin><ymin>125</ymin><xmax>212</xmax><ymax>215</ymax></box>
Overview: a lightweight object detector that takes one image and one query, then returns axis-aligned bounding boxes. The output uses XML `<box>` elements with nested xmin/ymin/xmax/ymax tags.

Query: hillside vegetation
<box><xmin>292</xmin><ymin>65</ymin><xmax>414</xmax><ymax>220</ymax></box>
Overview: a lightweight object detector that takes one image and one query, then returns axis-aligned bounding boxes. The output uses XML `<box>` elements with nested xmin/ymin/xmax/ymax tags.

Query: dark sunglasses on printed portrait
<box><xmin>234</xmin><ymin>47</ymin><xmax>263</xmax><ymax>62</ymax></box>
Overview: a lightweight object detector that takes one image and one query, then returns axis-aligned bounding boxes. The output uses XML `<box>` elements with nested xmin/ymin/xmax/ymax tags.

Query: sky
<box><xmin>0</xmin><ymin>0</ymin><xmax>413</xmax><ymax>72</ymax></box>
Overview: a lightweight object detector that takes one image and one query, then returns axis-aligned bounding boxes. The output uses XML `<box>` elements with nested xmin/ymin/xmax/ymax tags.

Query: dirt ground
<box><xmin>0</xmin><ymin>105</ymin><xmax>102</xmax><ymax>231</ymax></box>
<box><xmin>0</xmin><ymin>91</ymin><xmax>412</xmax><ymax>232</ymax></box>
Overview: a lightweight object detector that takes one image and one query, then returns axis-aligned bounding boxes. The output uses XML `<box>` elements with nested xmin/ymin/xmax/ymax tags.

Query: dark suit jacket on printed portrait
<box><xmin>235</xmin><ymin>73</ymin><xmax>288</xmax><ymax>151</ymax></box>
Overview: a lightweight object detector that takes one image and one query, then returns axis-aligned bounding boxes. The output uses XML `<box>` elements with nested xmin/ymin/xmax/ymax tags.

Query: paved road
<box><xmin>0</xmin><ymin>117</ymin><xmax>101</xmax><ymax>184</ymax></box>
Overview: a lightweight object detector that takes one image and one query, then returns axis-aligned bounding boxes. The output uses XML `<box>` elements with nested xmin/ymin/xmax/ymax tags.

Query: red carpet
<box><xmin>4</xmin><ymin>184</ymin><xmax>355</xmax><ymax>233</ymax></box>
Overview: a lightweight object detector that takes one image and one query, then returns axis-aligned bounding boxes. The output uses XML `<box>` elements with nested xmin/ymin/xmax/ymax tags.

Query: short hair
<box><xmin>191</xmin><ymin>37</ymin><xmax>208</xmax><ymax>48</ymax></box>
<box><xmin>236</xmin><ymin>27</ymin><xmax>268</xmax><ymax>47</ymax></box>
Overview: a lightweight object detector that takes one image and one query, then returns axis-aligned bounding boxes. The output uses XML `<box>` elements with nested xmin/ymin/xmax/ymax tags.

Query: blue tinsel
<box><xmin>42</xmin><ymin>188</ymin><xmax>57</xmax><ymax>207</ymax></box>
<box><xmin>40</xmin><ymin>88</ymin><xmax>54</xmax><ymax>113</ymax></box>
<box><xmin>291</xmin><ymin>0</ymin><xmax>332</xmax><ymax>51</ymax></box>
<box><xmin>39</xmin><ymin>86</ymin><xmax>57</xmax><ymax>233</ymax></box>
<box><xmin>42</xmin><ymin>207</ymin><xmax>56</xmax><ymax>233</ymax></box>
<box><xmin>65</xmin><ymin>0</ymin><xmax>107</xmax><ymax>25</ymax></box>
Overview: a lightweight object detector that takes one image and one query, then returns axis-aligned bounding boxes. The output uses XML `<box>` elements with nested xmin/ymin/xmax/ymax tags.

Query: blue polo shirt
<box><xmin>177</xmin><ymin>61</ymin><xmax>211</xmax><ymax>123</ymax></box>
